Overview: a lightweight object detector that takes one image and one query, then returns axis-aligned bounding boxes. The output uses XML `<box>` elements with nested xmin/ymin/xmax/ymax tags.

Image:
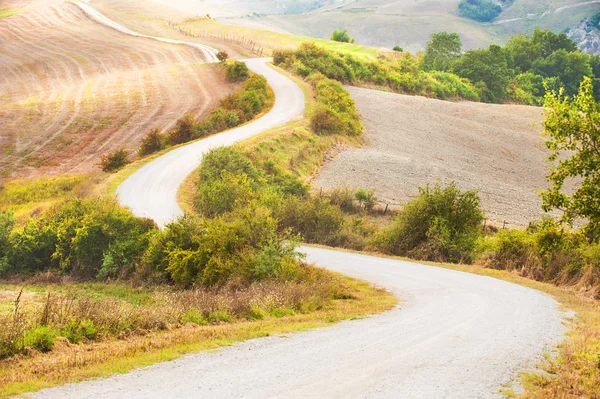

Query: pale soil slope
<box><xmin>0</xmin><ymin>2</ymin><xmax>235</xmax><ymax>179</ymax></box>
<box><xmin>313</xmin><ymin>86</ymin><xmax>552</xmax><ymax>228</ymax></box>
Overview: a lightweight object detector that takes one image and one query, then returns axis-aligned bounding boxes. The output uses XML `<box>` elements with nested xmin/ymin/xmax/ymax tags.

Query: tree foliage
<box><xmin>331</xmin><ymin>29</ymin><xmax>354</xmax><ymax>43</ymax></box>
<box><xmin>422</xmin><ymin>32</ymin><xmax>462</xmax><ymax>72</ymax></box>
<box><xmin>458</xmin><ymin>0</ymin><xmax>503</xmax><ymax>22</ymax></box>
<box><xmin>541</xmin><ymin>77</ymin><xmax>600</xmax><ymax>240</ymax></box>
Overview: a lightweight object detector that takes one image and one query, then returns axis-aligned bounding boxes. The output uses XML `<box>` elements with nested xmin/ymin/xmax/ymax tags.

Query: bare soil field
<box><xmin>0</xmin><ymin>1</ymin><xmax>237</xmax><ymax>179</ymax></box>
<box><xmin>313</xmin><ymin>86</ymin><xmax>553</xmax><ymax>228</ymax></box>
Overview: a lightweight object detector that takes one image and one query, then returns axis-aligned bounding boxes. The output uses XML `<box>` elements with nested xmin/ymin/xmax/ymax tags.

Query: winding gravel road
<box><xmin>31</xmin><ymin>5</ymin><xmax>567</xmax><ymax>398</ymax></box>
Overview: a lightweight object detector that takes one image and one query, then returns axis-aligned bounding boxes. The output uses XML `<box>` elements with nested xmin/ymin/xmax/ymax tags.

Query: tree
<box><xmin>533</xmin><ymin>49</ymin><xmax>592</xmax><ymax>96</ymax></box>
<box><xmin>421</xmin><ymin>32</ymin><xmax>462</xmax><ymax>72</ymax></box>
<box><xmin>458</xmin><ymin>0</ymin><xmax>502</xmax><ymax>22</ymax></box>
<box><xmin>330</xmin><ymin>29</ymin><xmax>354</xmax><ymax>43</ymax></box>
<box><xmin>392</xmin><ymin>45</ymin><xmax>403</xmax><ymax>52</ymax></box>
<box><xmin>452</xmin><ymin>45</ymin><xmax>510</xmax><ymax>103</ymax></box>
<box><xmin>542</xmin><ymin>77</ymin><xmax>600</xmax><ymax>240</ymax></box>
<box><xmin>99</xmin><ymin>148</ymin><xmax>130</xmax><ymax>172</ymax></box>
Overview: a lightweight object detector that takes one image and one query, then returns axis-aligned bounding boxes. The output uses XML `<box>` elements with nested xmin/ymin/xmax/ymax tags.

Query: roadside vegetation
<box><xmin>100</xmin><ymin>61</ymin><xmax>272</xmax><ymax>172</ymax></box>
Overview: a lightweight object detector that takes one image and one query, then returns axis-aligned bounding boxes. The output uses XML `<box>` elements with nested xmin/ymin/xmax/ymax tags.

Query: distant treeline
<box><xmin>277</xmin><ymin>28</ymin><xmax>600</xmax><ymax>105</ymax></box>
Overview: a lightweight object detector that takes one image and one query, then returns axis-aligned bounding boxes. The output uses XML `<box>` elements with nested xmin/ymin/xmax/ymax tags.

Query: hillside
<box><xmin>0</xmin><ymin>1</ymin><xmax>238</xmax><ymax>179</ymax></box>
<box><xmin>313</xmin><ymin>86</ymin><xmax>552</xmax><ymax>228</ymax></box>
<box><xmin>154</xmin><ymin>0</ymin><xmax>600</xmax><ymax>52</ymax></box>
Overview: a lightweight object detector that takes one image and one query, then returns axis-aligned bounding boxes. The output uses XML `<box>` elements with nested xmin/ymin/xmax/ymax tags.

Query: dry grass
<box><xmin>0</xmin><ymin>276</ymin><xmax>396</xmax><ymax>397</ymax></box>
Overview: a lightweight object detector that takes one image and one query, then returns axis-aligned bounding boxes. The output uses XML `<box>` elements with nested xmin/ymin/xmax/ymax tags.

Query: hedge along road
<box><xmin>32</xmin><ymin>4</ymin><xmax>567</xmax><ymax>398</ymax></box>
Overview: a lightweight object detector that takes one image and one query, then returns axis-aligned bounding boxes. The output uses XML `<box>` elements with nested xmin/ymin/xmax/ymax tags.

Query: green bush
<box><xmin>99</xmin><ymin>148</ymin><xmax>130</xmax><ymax>173</ymax></box>
<box><xmin>376</xmin><ymin>183</ymin><xmax>484</xmax><ymax>263</ymax></box>
<box><xmin>63</xmin><ymin>319</ymin><xmax>98</xmax><ymax>344</ymax></box>
<box><xmin>393</xmin><ymin>46</ymin><xmax>403</xmax><ymax>52</ymax></box>
<box><xmin>195</xmin><ymin>171</ymin><xmax>255</xmax><ymax>217</ymax></box>
<box><xmin>3</xmin><ymin>198</ymin><xmax>156</xmax><ymax>279</ymax></box>
<box><xmin>355</xmin><ymin>188</ymin><xmax>377</xmax><ymax>211</ymax></box>
<box><xmin>225</xmin><ymin>60</ymin><xmax>249</xmax><ymax>82</ymax></box>
<box><xmin>331</xmin><ymin>29</ymin><xmax>354</xmax><ymax>43</ymax></box>
<box><xmin>24</xmin><ymin>326</ymin><xmax>57</xmax><ymax>352</ymax></box>
<box><xmin>458</xmin><ymin>0</ymin><xmax>503</xmax><ymax>22</ymax></box>
<box><xmin>138</xmin><ymin>128</ymin><xmax>164</xmax><ymax>156</ymax></box>
<box><xmin>181</xmin><ymin>309</ymin><xmax>207</xmax><ymax>325</ymax></box>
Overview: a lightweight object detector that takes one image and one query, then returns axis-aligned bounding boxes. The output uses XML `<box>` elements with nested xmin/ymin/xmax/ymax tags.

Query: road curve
<box><xmin>117</xmin><ymin>58</ymin><xmax>305</xmax><ymax>227</ymax></box>
<box><xmin>32</xmin><ymin>6</ymin><xmax>566</xmax><ymax>398</ymax></box>
<box><xmin>31</xmin><ymin>247</ymin><xmax>565</xmax><ymax>399</ymax></box>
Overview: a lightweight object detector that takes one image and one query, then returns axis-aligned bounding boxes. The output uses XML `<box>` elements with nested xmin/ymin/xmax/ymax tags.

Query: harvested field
<box><xmin>0</xmin><ymin>2</ymin><xmax>237</xmax><ymax>179</ymax></box>
<box><xmin>313</xmin><ymin>86</ymin><xmax>554</xmax><ymax>228</ymax></box>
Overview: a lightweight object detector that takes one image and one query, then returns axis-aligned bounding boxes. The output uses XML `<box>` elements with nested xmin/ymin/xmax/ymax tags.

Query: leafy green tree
<box><xmin>542</xmin><ymin>77</ymin><xmax>600</xmax><ymax>240</ymax></box>
<box><xmin>533</xmin><ymin>49</ymin><xmax>592</xmax><ymax>96</ymax></box>
<box><xmin>458</xmin><ymin>0</ymin><xmax>502</xmax><ymax>22</ymax></box>
<box><xmin>452</xmin><ymin>45</ymin><xmax>510</xmax><ymax>103</ymax></box>
<box><xmin>331</xmin><ymin>29</ymin><xmax>354</xmax><ymax>43</ymax></box>
<box><xmin>531</xmin><ymin>28</ymin><xmax>578</xmax><ymax>58</ymax></box>
<box><xmin>392</xmin><ymin>45</ymin><xmax>403</xmax><ymax>52</ymax></box>
<box><xmin>422</xmin><ymin>32</ymin><xmax>462</xmax><ymax>72</ymax></box>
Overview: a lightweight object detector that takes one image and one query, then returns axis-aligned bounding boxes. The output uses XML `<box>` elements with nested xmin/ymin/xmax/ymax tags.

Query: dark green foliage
<box><xmin>422</xmin><ymin>32</ymin><xmax>462</xmax><ymax>72</ymax></box>
<box><xmin>331</xmin><ymin>29</ymin><xmax>354</xmax><ymax>43</ymax></box>
<box><xmin>1</xmin><ymin>198</ymin><xmax>156</xmax><ymax>279</ymax></box>
<box><xmin>376</xmin><ymin>183</ymin><xmax>484</xmax><ymax>263</ymax></box>
<box><xmin>225</xmin><ymin>60</ymin><xmax>249</xmax><ymax>82</ymax></box>
<box><xmin>99</xmin><ymin>149</ymin><xmax>130</xmax><ymax>173</ymax></box>
<box><xmin>458</xmin><ymin>0</ymin><xmax>502</xmax><ymax>22</ymax></box>
<box><xmin>392</xmin><ymin>46</ymin><xmax>403</xmax><ymax>52</ymax></box>
<box><xmin>138</xmin><ymin>128</ymin><xmax>164</xmax><ymax>156</ymax></box>
<box><xmin>273</xmin><ymin>43</ymin><xmax>479</xmax><ymax>101</ymax></box>
<box><xmin>452</xmin><ymin>45</ymin><xmax>510</xmax><ymax>103</ymax></box>
<box><xmin>542</xmin><ymin>78</ymin><xmax>600</xmax><ymax>240</ymax></box>
<box><xmin>0</xmin><ymin>211</ymin><xmax>15</xmax><ymax>272</ymax></box>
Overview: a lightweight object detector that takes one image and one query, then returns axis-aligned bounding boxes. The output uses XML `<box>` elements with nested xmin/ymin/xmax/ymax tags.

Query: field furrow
<box><xmin>0</xmin><ymin>2</ymin><xmax>236</xmax><ymax>179</ymax></box>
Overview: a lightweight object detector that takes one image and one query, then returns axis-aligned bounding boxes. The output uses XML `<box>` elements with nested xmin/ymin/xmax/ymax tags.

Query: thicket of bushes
<box><xmin>273</xmin><ymin>43</ymin><xmax>480</xmax><ymax>101</ymax></box>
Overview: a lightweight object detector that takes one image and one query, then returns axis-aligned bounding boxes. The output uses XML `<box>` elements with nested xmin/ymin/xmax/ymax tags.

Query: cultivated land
<box><xmin>313</xmin><ymin>86</ymin><xmax>551</xmax><ymax>228</ymax></box>
<box><xmin>0</xmin><ymin>1</ymin><xmax>236</xmax><ymax>179</ymax></box>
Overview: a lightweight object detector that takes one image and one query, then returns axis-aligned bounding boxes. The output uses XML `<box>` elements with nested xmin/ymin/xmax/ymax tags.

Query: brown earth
<box><xmin>0</xmin><ymin>1</ymin><xmax>239</xmax><ymax>179</ymax></box>
<box><xmin>313</xmin><ymin>86</ymin><xmax>556</xmax><ymax>228</ymax></box>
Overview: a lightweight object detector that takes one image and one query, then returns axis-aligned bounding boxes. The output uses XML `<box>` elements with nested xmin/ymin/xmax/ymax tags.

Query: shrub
<box><xmin>167</xmin><ymin>114</ymin><xmax>197</xmax><ymax>146</ymax></box>
<box><xmin>24</xmin><ymin>326</ymin><xmax>57</xmax><ymax>352</ymax></box>
<box><xmin>181</xmin><ymin>309</ymin><xmax>207</xmax><ymax>325</ymax></box>
<box><xmin>376</xmin><ymin>182</ymin><xmax>484</xmax><ymax>263</ymax></box>
<box><xmin>393</xmin><ymin>46</ymin><xmax>403</xmax><ymax>52</ymax></box>
<box><xmin>331</xmin><ymin>29</ymin><xmax>354</xmax><ymax>43</ymax></box>
<box><xmin>194</xmin><ymin>171</ymin><xmax>256</xmax><ymax>217</ymax></box>
<box><xmin>276</xmin><ymin>196</ymin><xmax>344</xmax><ymax>245</ymax></box>
<box><xmin>458</xmin><ymin>0</ymin><xmax>503</xmax><ymax>22</ymax></box>
<box><xmin>216</xmin><ymin>51</ymin><xmax>229</xmax><ymax>62</ymax></box>
<box><xmin>225</xmin><ymin>60</ymin><xmax>249</xmax><ymax>82</ymax></box>
<box><xmin>326</xmin><ymin>186</ymin><xmax>356</xmax><ymax>213</ymax></box>
<box><xmin>99</xmin><ymin>148</ymin><xmax>130</xmax><ymax>172</ymax></box>
<box><xmin>63</xmin><ymin>319</ymin><xmax>98</xmax><ymax>344</ymax></box>
<box><xmin>138</xmin><ymin>128</ymin><xmax>164</xmax><ymax>156</ymax></box>
<box><xmin>355</xmin><ymin>188</ymin><xmax>377</xmax><ymax>211</ymax></box>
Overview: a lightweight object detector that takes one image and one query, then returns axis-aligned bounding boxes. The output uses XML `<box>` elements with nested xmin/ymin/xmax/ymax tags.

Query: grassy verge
<box><xmin>0</xmin><ymin>278</ymin><xmax>396</xmax><ymax>397</ymax></box>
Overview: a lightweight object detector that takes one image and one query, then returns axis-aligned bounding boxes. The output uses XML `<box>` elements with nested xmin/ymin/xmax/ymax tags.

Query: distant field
<box><xmin>157</xmin><ymin>0</ymin><xmax>600</xmax><ymax>51</ymax></box>
<box><xmin>313</xmin><ymin>86</ymin><xmax>553</xmax><ymax>228</ymax></box>
<box><xmin>0</xmin><ymin>2</ymin><xmax>237</xmax><ymax>179</ymax></box>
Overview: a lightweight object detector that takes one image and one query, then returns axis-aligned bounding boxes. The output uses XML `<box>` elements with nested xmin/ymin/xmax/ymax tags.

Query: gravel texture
<box><xmin>31</xmin><ymin>246</ymin><xmax>567</xmax><ymax>399</ymax></box>
<box><xmin>314</xmin><ymin>87</ymin><xmax>553</xmax><ymax>228</ymax></box>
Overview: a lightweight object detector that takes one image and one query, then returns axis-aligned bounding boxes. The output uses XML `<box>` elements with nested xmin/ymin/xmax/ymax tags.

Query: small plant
<box><xmin>24</xmin><ymin>326</ymin><xmax>57</xmax><ymax>352</ymax></box>
<box><xmin>181</xmin><ymin>309</ymin><xmax>208</xmax><ymax>325</ymax></box>
<box><xmin>331</xmin><ymin>29</ymin><xmax>354</xmax><ymax>43</ymax></box>
<box><xmin>64</xmin><ymin>319</ymin><xmax>98</xmax><ymax>344</ymax></box>
<box><xmin>99</xmin><ymin>148</ymin><xmax>130</xmax><ymax>172</ymax></box>
<box><xmin>167</xmin><ymin>114</ymin><xmax>196</xmax><ymax>146</ymax></box>
<box><xmin>208</xmin><ymin>310</ymin><xmax>232</xmax><ymax>323</ymax></box>
<box><xmin>392</xmin><ymin>45</ymin><xmax>403</xmax><ymax>52</ymax></box>
<box><xmin>354</xmin><ymin>188</ymin><xmax>377</xmax><ymax>211</ymax></box>
<box><xmin>216</xmin><ymin>51</ymin><xmax>229</xmax><ymax>62</ymax></box>
<box><xmin>138</xmin><ymin>128</ymin><xmax>164</xmax><ymax>156</ymax></box>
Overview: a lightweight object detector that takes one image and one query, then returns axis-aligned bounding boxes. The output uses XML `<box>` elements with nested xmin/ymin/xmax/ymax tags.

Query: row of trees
<box><xmin>422</xmin><ymin>29</ymin><xmax>599</xmax><ymax>103</ymax></box>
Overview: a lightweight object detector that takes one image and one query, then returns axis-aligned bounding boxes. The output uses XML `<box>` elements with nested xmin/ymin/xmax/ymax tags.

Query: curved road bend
<box><xmin>31</xmin><ymin>4</ymin><xmax>567</xmax><ymax>398</ymax></box>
